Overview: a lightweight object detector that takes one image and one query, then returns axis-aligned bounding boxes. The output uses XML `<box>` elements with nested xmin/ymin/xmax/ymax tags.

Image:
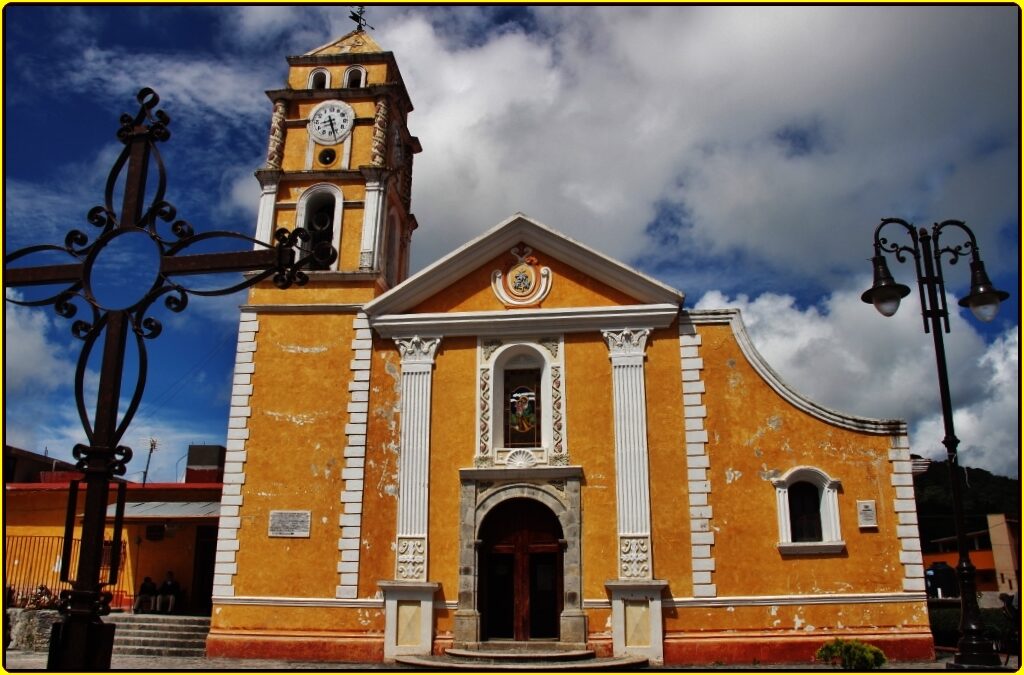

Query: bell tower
<box><xmin>253</xmin><ymin>27</ymin><xmax>420</xmax><ymax>294</ymax></box>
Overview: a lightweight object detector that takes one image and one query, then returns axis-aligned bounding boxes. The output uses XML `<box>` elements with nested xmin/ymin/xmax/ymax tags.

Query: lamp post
<box><xmin>861</xmin><ymin>218</ymin><xmax>1008</xmax><ymax>669</ymax></box>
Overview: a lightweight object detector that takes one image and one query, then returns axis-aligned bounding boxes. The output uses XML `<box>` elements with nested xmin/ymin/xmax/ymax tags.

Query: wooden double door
<box><xmin>479</xmin><ymin>498</ymin><xmax>563</xmax><ymax>641</ymax></box>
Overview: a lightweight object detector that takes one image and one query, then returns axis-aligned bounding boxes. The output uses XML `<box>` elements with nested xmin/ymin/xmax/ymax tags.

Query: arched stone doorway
<box><xmin>479</xmin><ymin>498</ymin><xmax>563</xmax><ymax>641</ymax></box>
<box><xmin>454</xmin><ymin>467</ymin><xmax>587</xmax><ymax>649</ymax></box>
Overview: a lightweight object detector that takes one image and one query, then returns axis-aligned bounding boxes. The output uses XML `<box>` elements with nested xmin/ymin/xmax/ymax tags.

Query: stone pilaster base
<box><xmin>606</xmin><ymin>579</ymin><xmax>668</xmax><ymax>665</ymax></box>
<box><xmin>559</xmin><ymin>607</ymin><xmax>588</xmax><ymax>647</ymax></box>
<box><xmin>452</xmin><ymin>608</ymin><xmax>480</xmax><ymax>648</ymax></box>
<box><xmin>379</xmin><ymin>580</ymin><xmax>439</xmax><ymax>661</ymax></box>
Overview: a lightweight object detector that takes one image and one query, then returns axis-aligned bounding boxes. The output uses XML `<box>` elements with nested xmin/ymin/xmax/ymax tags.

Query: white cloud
<box><xmin>2</xmin><ymin>298</ymin><xmax>74</xmax><ymax>396</ymax></box>
<box><xmin>369</xmin><ymin>7</ymin><xmax>1018</xmax><ymax>282</ymax></box>
<box><xmin>910</xmin><ymin>327</ymin><xmax>1019</xmax><ymax>478</ymax></box>
<box><xmin>694</xmin><ymin>287</ymin><xmax>1019</xmax><ymax>477</ymax></box>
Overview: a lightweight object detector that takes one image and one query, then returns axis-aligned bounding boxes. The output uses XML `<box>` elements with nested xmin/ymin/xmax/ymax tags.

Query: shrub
<box><xmin>815</xmin><ymin>638</ymin><xmax>887</xmax><ymax>670</ymax></box>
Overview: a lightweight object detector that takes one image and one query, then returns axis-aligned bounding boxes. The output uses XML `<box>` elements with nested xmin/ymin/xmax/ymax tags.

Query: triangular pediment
<box><xmin>304</xmin><ymin>30</ymin><xmax>384</xmax><ymax>56</ymax></box>
<box><xmin>365</xmin><ymin>214</ymin><xmax>683</xmax><ymax>318</ymax></box>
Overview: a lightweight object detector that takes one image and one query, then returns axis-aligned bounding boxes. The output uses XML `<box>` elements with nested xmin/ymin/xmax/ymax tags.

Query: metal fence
<box><xmin>5</xmin><ymin>535</ymin><xmax>132</xmax><ymax>609</ymax></box>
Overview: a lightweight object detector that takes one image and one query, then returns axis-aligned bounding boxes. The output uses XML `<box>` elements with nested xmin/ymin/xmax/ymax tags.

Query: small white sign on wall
<box><xmin>856</xmin><ymin>500</ymin><xmax>878</xmax><ymax>528</ymax></box>
<box><xmin>268</xmin><ymin>510</ymin><xmax>312</xmax><ymax>538</ymax></box>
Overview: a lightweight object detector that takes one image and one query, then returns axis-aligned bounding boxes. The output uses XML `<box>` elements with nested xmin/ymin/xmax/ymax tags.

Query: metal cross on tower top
<box><xmin>3</xmin><ymin>87</ymin><xmax>335</xmax><ymax>670</ymax></box>
<box><xmin>349</xmin><ymin>5</ymin><xmax>374</xmax><ymax>32</ymax></box>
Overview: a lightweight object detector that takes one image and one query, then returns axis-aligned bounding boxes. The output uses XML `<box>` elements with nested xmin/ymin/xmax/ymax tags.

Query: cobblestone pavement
<box><xmin>2</xmin><ymin>650</ymin><xmax>412</xmax><ymax>670</ymax></box>
<box><xmin>2</xmin><ymin>649</ymin><xmax>976</xmax><ymax>671</ymax></box>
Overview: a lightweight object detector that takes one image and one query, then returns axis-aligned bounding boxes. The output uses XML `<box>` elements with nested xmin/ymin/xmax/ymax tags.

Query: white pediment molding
<box><xmin>364</xmin><ymin>214</ymin><xmax>684</xmax><ymax>317</ymax></box>
<box><xmin>683</xmin><ymin>308</ymin><xmax>907</xmax><ymax>436</ymax></box>
<box><xmin>371</xmin><ymin>304</ymin><xmax>680</xmax><ymax>339</ymax></box>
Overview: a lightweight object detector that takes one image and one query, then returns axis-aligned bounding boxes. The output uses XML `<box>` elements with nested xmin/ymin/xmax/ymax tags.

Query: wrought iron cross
<box><xmin>348</xmin><ymin>5</ymin><xmax>374</xmax><ymax>31</ymax></box>
<box><xmin>4</xmin><ymin>88</ymin><xmax>334</xmax><ymax>669</ymax></box>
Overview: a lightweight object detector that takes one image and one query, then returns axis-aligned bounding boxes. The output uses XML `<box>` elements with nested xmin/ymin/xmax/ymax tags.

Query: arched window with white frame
<box><xmin>771</xmin><ymin>466</ymin><xmax>845</xmax><ymax>554</ymax></box>
<box><xmin>343</xmin><ymin>66</ymin><xmax>366</xmax><ymax>88</ymax></box>
<box><xmin>294</xmin><ymin>184</ymin><xmax>344</xmax><ymax>271</ymax></box>
<box><xmin>308</xmin><ymin>68</ymin><xmax>330</xmax><ymax>90</ymax></box>
<box><xmin>477</xmin><ymin>340</ymin><xmax>567</xmax><ymax>468</ymax></box>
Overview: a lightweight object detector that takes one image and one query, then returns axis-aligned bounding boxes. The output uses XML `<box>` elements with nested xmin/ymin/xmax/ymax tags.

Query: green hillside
<box><xmin>913</xmin><ymin>458</ymin><xmax>1020</xmax><ymax>552</ymax></box>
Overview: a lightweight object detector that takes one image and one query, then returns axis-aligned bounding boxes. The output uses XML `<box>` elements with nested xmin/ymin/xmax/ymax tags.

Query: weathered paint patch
<box><xmin>724</xmin><ymin>468</ymin><xmax>742</xmax><ymax>484</ymax></box>
<box><xmin>279</xmin><ymin>344</ymin><xmax>329</xmax><ymax>354</ymax></box>
<box><xmin>264</xmin><ymin>410</ymin><xmax>326</xmax><ymax>425</ymax></box>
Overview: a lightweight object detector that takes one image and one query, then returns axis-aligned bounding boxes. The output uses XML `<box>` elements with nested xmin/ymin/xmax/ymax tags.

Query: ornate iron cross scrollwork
<box><xmin>3</xmin><ymin>87</ymin><xmax>335</xmax><ymax>670</ymax></box>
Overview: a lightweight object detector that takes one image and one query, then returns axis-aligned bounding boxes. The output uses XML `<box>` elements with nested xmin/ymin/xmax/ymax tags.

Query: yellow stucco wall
<box><xmin>698</xmin><ymin>323</ymin><xmax>905</xmax><ymax>597</ymax></box>
<box><xmin>232</xmin><ymin>313</ymin><xmax>354</xmax><ymax>599</ymax></box>
<box><xmin>563</xmin><ymin>333</ymin><xmax>620</xmax><ymax>598</ymax></box>
<box><xmin>645</xmin><ymin>324</ymin><xmax>692</xmax><ymax>594</ymax></box>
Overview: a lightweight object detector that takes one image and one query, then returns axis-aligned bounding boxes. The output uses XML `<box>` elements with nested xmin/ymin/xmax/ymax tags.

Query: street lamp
<box><xmin>861</xmin><ymin>218</ymin><xmax>1008</xmax><ymax>669</ymax></box>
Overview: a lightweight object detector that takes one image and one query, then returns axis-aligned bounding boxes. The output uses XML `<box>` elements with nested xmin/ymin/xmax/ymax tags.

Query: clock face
<box><xmin>308</xmin><ymin>101</ymin><xmax>355</xmax><ymax>144</ymax></box>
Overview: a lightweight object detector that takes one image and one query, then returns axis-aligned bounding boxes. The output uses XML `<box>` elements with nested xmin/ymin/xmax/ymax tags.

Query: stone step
<box><xmin>107</xmin><ymin>611</ymin><xmax>210</xmax><ymax>658</ymax></box>
<box><xmin>446</xmin><ymin>648</ymin><xmax>596</xmax><ymax>662</ymax></box>
<box><xmin>111</xmin><ymin>645</ymin><xmax>207</xmax><ymax>658</ymax></box>
<box><xmin>112</xmin><ymin>636</ymin><xmax>207</xmax><ymax>649</ymax></box>
<box><xmin>397</xmin><ymin>653</ymin><xmax>649</xmax><ymax>671</ymax></box>
<box><xmin>110</xmin><ymin>625</ymin><xmax>210</xmax><ymax>637</ymax></box>
<box><xmin>107</xmin><ymin>613</ymin><xmax>211</xmax><ymax>627</ymax></box>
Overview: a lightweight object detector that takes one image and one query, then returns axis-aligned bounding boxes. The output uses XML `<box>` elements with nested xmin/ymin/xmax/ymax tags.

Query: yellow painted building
<box><xmin>207</xmin><ymin>30</ymin><xmax>933</xmax><ymax>665</ymax></box>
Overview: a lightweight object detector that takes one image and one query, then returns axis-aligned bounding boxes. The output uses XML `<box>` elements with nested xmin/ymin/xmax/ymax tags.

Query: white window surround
<box><xmin>478</xmin><ymin>340</ymin><xmax>564</xmax><ymax>466</ymax></box>
<box><xmin>294</xmin><ymin>183</ymin><xmax>344</xmax><ymax>272</ymax></box>
<box><xmin>308</xmin><ymin>68</ymin><xmax>331</xmax><ymax>89</ymax></box>
<box><xmin>771</xmin><ymin>466</ymin><xmax>845</xmax><ymax>555</ymax></box>
<box><xmin>343</xmin><ymin>65</ymin><xmax>366</xmax><ymax>88</ymax></box>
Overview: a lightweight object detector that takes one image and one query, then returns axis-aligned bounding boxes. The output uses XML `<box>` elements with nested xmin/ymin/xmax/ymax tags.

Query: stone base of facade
<box><xmin>662</xmin><ymin>630</ymin><xmax>934</xmax><ymax>665</ymax></box>
<box><xmin>379</xmin><ymin>581</ymin><xmax>439</xmax><ymax>660</ymax></box>
<box><xmin>205</xmin><ymin>631</ymin><xmax>384</xmax><ymax>662</ymax></box>
<box><xmin>205</xmin><ymin>626</ymin><xmax>932</xmax><ymax>665</ymax></box>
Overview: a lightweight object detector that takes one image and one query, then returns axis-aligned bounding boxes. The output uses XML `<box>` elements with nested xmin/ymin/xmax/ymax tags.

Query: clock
<box><xmin>308</xmin><ymin>100</ymin><xmax>355</xmax><ymax>144</ymax></box>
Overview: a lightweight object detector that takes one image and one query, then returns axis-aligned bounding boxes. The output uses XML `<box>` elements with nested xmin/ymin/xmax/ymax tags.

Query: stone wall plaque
<box><xmin>268</xmin><ymin>510</ymin><xmax>312</xmax><ymax>538</ymax></box>
<box><xmin>856</xmin><ymin>500</ymin><xmax>878</xmax><ymax>528</ymax></box>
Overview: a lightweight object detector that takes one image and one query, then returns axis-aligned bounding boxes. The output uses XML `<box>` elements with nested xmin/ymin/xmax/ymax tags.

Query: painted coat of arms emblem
<box><xmin>491</xmin><ymin>244</ymin><xmax>552</xmax><ymax>307</ymax></box>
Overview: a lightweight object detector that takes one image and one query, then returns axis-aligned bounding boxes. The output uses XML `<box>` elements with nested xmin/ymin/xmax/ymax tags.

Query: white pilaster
<box><xmin>359</xmin><ymin>175</ymin><xmax>386</xmax><ymax>270</ymax></box>
<box><xmin>393</xmin><ymin>336</ymin><xmax>440</xmax><ymax>581</ymax></box>
<box><xmin>603</xmin><ymin>328</ymin><xmax>653</xmax><ymax>580</ymax></box>
<box><xmin>253</xmin><ymin>182</ymin><xmax>279</xmax><ymax>245</ymax></box>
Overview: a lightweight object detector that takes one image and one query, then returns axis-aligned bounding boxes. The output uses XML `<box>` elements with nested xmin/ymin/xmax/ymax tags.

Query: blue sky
<box><xmin>3</xmin><ymin>5</ymin><xmax>1019</xmax><ymax>480</ymax></box>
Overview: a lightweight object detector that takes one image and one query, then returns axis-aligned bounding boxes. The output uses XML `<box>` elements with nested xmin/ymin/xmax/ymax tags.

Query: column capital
<box><xmin>395</xmin><ymin>336</ymin><xmax>440</xmax><ymax>365</ymax></box>
<box><xmin>602</xmin><ymin>328</ymin><xmax>651</xmax><ymax>357</ymax></box>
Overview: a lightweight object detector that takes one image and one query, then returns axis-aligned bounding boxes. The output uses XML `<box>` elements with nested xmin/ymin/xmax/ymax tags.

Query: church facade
<box><xmin>206</xmin><ymin>31</ymin><xmax>933</xmax><ymax>665</ymax></box>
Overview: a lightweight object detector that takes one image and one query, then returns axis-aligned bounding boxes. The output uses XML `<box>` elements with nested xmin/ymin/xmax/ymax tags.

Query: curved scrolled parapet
<box><xmin>682</xmin><ymin>308</ymin><xmax>907</xmax><ymax>437</ymax></box>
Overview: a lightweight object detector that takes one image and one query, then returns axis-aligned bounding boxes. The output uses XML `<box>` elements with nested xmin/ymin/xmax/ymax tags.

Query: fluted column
<box><xmin>394</xmin><ymin>335</ymin><xmax>440</xmax><ymax>581</ymax></box>
<box><xmin>602</xmin><ymin>328</ymin><xmax>653</xmax><ymax>580</ymax></box>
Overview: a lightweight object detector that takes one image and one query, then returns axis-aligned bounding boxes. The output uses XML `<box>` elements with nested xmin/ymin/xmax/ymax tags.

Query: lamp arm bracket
<box><xmin>933</xmin><ymin>220</ymin><xmax>980</xmax><ymax>267</ymax></box>
<box><xmin>874</xmin><ymin>218</ymin><xmax>919</xmax><ymax>264</ymax></box>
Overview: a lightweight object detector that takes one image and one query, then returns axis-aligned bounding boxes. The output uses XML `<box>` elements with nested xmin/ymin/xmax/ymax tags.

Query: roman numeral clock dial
<box><xmin>308</xmin><ymin>100</ymin><xmax>355</xmax><ymax>144</ymax></box>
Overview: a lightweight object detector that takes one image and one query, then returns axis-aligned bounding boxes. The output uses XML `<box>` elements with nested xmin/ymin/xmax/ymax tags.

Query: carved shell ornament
<box><xmin>491</xmin><ymin>245</ymin><xmax>552</xmax><ymax>307</ymax></box>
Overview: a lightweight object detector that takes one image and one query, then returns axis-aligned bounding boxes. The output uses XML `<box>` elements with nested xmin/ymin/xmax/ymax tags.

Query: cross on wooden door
<box><xmin>4</xmin><ymin>88</ymin><xmax>333</xmax><ymax>670</ymax></box>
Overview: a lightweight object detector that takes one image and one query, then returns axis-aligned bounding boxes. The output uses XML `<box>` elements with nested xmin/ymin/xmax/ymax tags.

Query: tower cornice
<box><xmin>266</xmin><ymin>84</ymin><xmax>413</xmax><ymax>114</ymax></box>
<box><xmin>287</xmin><ymin>51</ymin><xmax>397</xmax><ymax>67</ymax></box>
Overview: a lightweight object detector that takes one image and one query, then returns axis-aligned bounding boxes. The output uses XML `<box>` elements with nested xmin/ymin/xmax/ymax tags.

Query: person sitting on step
<box><xmin>156</xmin><ymin>571</ymin><xmax>181</xmax><ymax>613</ymax></box>
<box><xmin>133</xmin><ymin>576</ymin><xmax>157</xmax><ymax>613</ymax></box>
